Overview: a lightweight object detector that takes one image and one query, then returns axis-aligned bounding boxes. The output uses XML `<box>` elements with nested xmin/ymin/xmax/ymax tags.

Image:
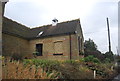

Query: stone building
<box><xmin>0</xmin><ymin>1</ymin><xmax>2</xmax><ymax>56</ymax></box>
<box><xmin>0</xmin><ymin>0</ymin><xmax>9</xmax><ymax>79</ymax></box>
<box><xmin>0</xmin><ymin>0</ymin><xmax>9</xmax><ymax>56</ymax></box>
<box><xmin>2</xmin><ymin>17</ymin><xmax>84</xmax><ymax>60</ymax></box>
<box><xmin>2</xmin><ymin>1</ymin><xmax>84</xmax><ymax>60</ymax></box>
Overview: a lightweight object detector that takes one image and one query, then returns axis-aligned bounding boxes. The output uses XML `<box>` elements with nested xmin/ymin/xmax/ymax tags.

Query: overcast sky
<box><xmin>4</xmin><ymin>0</ymin><xmax>118</xmax><ymax>54</ymax></box>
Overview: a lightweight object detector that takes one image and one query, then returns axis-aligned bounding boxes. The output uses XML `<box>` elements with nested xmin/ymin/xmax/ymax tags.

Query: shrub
<box><xmin>64</xmin><ymin>60</ymin><xmax>76</xmax><ymax>64</ymax></box>
<box><xmin>81</xmin><ymin>55</ymin><xmax>101</xmax><ymax>64</ymax></box>
<box><xmin>104</xmin><ymin>58</ymin><xmax>111</xmax><ymax>63</ymax></box>
<box><xmin>79</xmin><ymin>58</ymin><xmax>85</xmax><ymax>62</ymax></box>
<box><xmin>0</xmin><ymin>56</ymin><xmax>4</xmax><ymax>60</ymax></box>
<box><xmin>33</xmin><ymin>51</ymin><xmax>39</xmax><ymax>57</ymax></box>
<box><xmin>84</xmin><ymin>55</ymin><xmax>94</xmax><ymax>62</ymax></box>
<box><xmin>92</xmin><ymin>58</ymin><xmax>100</xmax><ymax>64</ymax></box>
<box><xmin>79</xmin><ymin>51</ymin><xmax>84</xmax><ymax>55</ymax></box>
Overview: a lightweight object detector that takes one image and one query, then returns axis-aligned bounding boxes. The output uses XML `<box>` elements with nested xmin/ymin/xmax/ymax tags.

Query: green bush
<box><xmin>92</xmin><ymin>58</ymin><xmax>100</xmax><ymax>64</ymax></box>
<box><xmin>104</xmin><ymin>58</ymin><xmax>111</xmax><ymax>63</ymax></box>
<box><xmin>79</xmin><ymin>51</ymin><xmax>84</xmax><ymax>55</ymax></box>
<box><xmin>81</xmin><ymin>55</ymin><xmax>101</xmax><ymax>64</ymax></box>
<box><xmin>79</xmin><ymin>58</ymin><xmax>85</xmax><ymax>62</ymax></box>
<box><xmin>64</xmin><ymin>60</ymin><xmax>76</xmax><ymax>64</ymax></box>
<box><xmin>33</xmin><ymin>51</ymin><xmax>39</xmax><ymax>56</ymax></box>
<box><xmin>84</xmin><ymin>55</ymin><xmax>94</xmax><ymax>62</ymax></box>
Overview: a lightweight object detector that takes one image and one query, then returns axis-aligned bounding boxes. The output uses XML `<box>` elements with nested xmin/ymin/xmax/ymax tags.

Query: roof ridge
<box><xmin>3</xmin><ymin>16</ymin><xmax>30</xmax><ymax>29</ymax></box>
<box><xmin>59</xmin><ymin>18</ymin><xmax>80</xmax><ymax>24</ymax></box>
<box><xmin>30</xmin><ymin>24</ymin><xmax>51</xmax><ymax>30</ymax></box>
<box><xmin>30</xmin><ymin>18</ymin><xmax>80</xmax><ymax>29</ymax></box>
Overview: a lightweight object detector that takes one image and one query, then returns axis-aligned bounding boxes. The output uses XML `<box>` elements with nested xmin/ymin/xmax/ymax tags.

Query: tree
<box><xmin>84</xmin><ymin>38</ymin><xmax>115</xmax><ymax>63</ymax></box>
<box><xmin>84</xmin><ymin>38</ymin><xmax>97</xmax><ymax>51</ymax></box>
<box><xmin>84</xmin><ymin>38</ymin><xmax>98</xmax><ymax>57</ymax></box>
<box><xmin>84</xmin><ymin>38</ymin><xmax>105</xmax><ymax>62</ymax></box>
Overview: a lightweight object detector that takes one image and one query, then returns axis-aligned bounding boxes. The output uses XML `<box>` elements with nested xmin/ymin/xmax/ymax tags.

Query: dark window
<box><xmin>53</xmin><ymin>53</ymin><xmax>63</xmax><ymax>55</ymax></box>
<box><xmin>78</xmin><ymin>36</ymin><xmax>80</xmax><ymax>54</ymax></box>
<box><xmin>36</xmin><ymin>44</ymin><xmax>43</xmax><ymax>56</ymax></box>
<box><xmin>81</xmin><ymin>38</ymin><xmax>83</xmax><ymax>50</ymax></box>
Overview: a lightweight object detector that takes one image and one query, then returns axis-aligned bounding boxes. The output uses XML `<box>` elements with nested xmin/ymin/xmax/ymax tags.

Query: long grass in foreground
<box><xmin>2</xmin><ymin>58</ymin><xmax>118</xmax><ymax>79</ymax></box>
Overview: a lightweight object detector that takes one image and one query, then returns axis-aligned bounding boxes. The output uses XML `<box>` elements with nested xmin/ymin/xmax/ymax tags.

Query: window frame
<box><xmin>35</xmin><ymin>43</ymin><xmax>43</xmax><ymax>56</ymax></box>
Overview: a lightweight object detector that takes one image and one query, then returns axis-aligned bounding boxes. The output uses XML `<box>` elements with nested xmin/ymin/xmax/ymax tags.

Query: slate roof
<box><xmin>2</xmin><ymin>17</ymin><xmax>81</xmax><ymax>40</ymax></box>
<box><xmin>3</xmin><ymin>17</ymin><xmax>31</xmax><ymax>39</ymax></box>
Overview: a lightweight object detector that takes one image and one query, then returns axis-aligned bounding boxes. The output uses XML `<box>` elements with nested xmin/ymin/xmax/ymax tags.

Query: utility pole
<box><xmin>106</xmin><ymin>17</ymin><xmax>111</xmax><ymax>54</ymax></box>
<box><xmin>116</xmin><ymin>47</ymin><xmax>118</xmax><ymax>58</ymax></box>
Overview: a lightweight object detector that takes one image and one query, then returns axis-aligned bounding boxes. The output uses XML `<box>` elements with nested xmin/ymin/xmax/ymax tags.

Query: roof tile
<box><xmin>2</xmin><ymin>17</ymin><xmax>80</xmax><ymax>40</ymax></box>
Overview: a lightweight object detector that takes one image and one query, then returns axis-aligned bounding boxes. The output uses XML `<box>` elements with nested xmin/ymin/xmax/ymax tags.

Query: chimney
<box><xmin>1</xmin><ymin>0</ymin><xmax>9</xmax><ymax>16</ymax></box>
<box><xmin>52</xmin><ymin>18</ymin><xmax>58</xmax><ymax>26</ymax></box>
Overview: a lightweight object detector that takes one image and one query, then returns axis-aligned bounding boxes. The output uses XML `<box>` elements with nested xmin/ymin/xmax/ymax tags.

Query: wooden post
<box><xmin>94</xmin><ymin>70</ymin><xmax>96</xmax><ymax>79</ymax></box>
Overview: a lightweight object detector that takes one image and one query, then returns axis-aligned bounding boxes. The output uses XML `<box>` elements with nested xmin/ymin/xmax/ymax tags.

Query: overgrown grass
<box><xmin>23</xmin><ymin>59</ymin><xmax>60</xmax><ymax>68</ymax></box>
<box><xmin>2</xmin><ymin>57</ymin><xmax>118</xmax><ymax>79</ymax></box>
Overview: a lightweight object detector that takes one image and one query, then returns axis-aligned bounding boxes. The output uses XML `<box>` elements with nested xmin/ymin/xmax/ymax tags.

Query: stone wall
<box><xmin>0</xmin><ymin>1</ymin><xmax>2</xmax><ymax>56</ymax></box>
<box><xmin>2</xmin><ymin>33</ymin><xmax>30</xmax><ymax>58</ymax></box>
<box><xmin>29</xmin><ymin>35</ymin><xmax>70</xmax><ymax>60</ymax></box>
<box><xmin>29</xmin><ymin>34</ymin><xmax>80</xmax><ymax>60</ymax></box>
<box><xmin>2</xmin><ymin>32</ymin><xmax>83</xmax><ymax>60</ymax></box>
<box><xmin>76</xmin><ymin>23</ymin><xmax>84</xmax><ymax>53</ymax></box>
<box><xmin>70</xmin><ymin>34</ymin><xmax>80</xmax><ymax>60</ymax></box>
<box><xmin>0</xmin><ymin>1</ymin><xmax>2</xmax><ymax>80</ymax></box>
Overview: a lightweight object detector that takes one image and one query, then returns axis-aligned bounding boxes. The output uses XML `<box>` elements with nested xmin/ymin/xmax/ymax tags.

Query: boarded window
<box><xmin>53</xmin><ymin>41</ymin><xmax>63</xmax><ymax>55</ymax></box>
<box><xmin>36</xmin><ymin>44</ymin><xmax>43</xmax><ymax>56</ymax></box>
